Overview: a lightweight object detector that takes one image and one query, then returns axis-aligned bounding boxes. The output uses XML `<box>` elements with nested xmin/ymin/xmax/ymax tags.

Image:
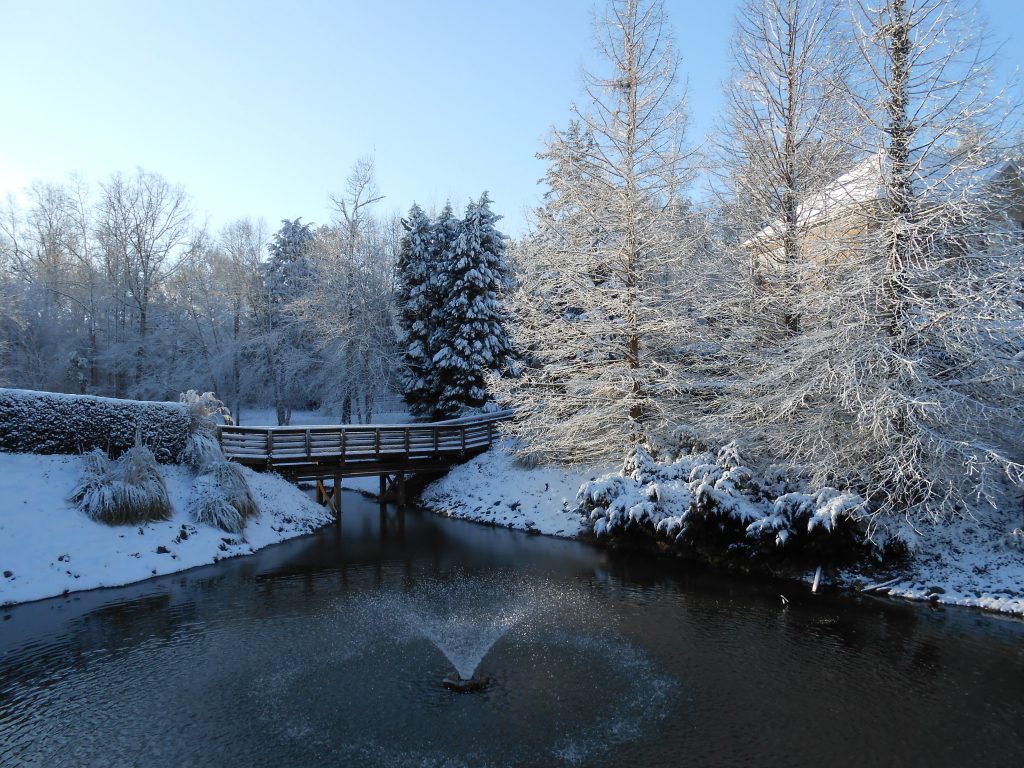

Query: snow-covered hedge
<box><xmin>579</xmin><ymin>439</ymin><xmax>882</xmax><ymax>563</ymax></box>
<box><xmin>0</xmin><ymin>388</ymin><xmax>190</xmax><ymax>463</ymax></box>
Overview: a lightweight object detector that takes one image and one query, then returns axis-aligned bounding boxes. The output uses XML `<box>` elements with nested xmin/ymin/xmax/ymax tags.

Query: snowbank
<box><xmin>0</xmin><ymin>452</ymin><xmax>333</xmax><ymax>606</ymax></box>
<box><xmin>421</xmin><ymin>439</ymin><xmax>614</xmax><ymax>537</ymax></box>
<box><xmin>843</xmin><ymin>513</ymin><xmax>1024</xmax><ymax>616</ymax></box>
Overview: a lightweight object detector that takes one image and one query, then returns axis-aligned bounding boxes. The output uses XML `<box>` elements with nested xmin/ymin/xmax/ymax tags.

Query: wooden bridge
<box><xmin>218</xmin><ymin>410</ymin><xmax>513</xmax><ymax>515</ymax></box>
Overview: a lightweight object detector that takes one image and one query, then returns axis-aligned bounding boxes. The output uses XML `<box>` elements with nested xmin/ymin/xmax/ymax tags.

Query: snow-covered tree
<box><xmin>96</xmin><ymin>170</ymin><xmax>195</xmax><ymax>394</ymax></box>
<box><xmin>717</xmin><ymin>0</ymin><xmax>857</xmax><ymax>332</ymax></box>
<box><xmin>252</xmin><ymin>218</ymin><xmax>316</xmax><ymax>425</ymax></box>
<box><xmin>432</xmin><ymin>193</ymin><xmax>512</xmax><ymax>417</ymax></box>
<box><xmin>728</xmin><ymin>0</ymin><xmax>1024</xmax><ymax>525</ymax></box>
<box><xmin>396</xmin><ymin>203</ymin><xmax>438</xmax><ymax>419</ymax></box>
<box><xmin>492</xmin><ymin>0</ymin><xmax>698</xmax><ymax>463</ymax></box>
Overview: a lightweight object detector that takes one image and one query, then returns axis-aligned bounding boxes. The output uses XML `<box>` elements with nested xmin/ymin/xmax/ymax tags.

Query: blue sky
<box><xmin>1</xmin><ymin>0</ymin><xmax>1021</xmax><ymax>237</ymax></box>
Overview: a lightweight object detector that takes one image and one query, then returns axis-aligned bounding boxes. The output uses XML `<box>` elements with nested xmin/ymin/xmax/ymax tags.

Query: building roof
<box><xmin>744</xmin><ymin>154</ymin><xmax>1023</xmax><ymax>248</ymax></box>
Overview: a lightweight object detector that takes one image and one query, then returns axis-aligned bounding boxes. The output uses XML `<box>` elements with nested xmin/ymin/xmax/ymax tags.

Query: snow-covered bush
<box><xmin>177</xmin><ymin>390</ymin><xmax>231</xmax><ymax>469</ymax></box>
<box><xmin>71</xmin><ymin>445</ymin><xmax>172</xmax><ymax>525</ymax></box>
<box><xmin>580</xmin><ymin>440</ymin><xmax>880</xmax><ymax>563</ymax></box>
<box><xmin>0</xmin><ymin>388</ymin><xmax>189</xmax><ymax>462</ymax></box>
<box><xmin>188</xmin><ymin>461</ymin><xmax>260</xmax><ymax>533</ymax></box>
<box><xmin>176</xmin><ymin>390</ymin><xmax>259</xmax><ymax>533</ymax></box>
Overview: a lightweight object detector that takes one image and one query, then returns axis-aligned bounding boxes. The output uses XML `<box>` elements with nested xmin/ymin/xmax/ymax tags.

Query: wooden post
<box><xmin>397</xmin><ymin>472</ymin><xmax>406</xmax><ymax>509</ymax></box>
<box><xmin>305</xmin><ymin>429</ymin><xmax>311</xmax><ymax>459</ymax></box>
<box><xmin>374</xmin><ymin>429</ymin><xmax>381</xmax><ymax>456</ymax></box>
<box><xmin>433</xmin><ymin>427</ymin><xmax>439</xmax><ymax>456</ymax></box>
<box><xmin>316</xmin><ymin>478</ymin><xmax>324</xmax><ymax>505</ymax></box>
<box><xmin>460</xmin><ymin>426</ymin><xmax>466</xmax><ymax>457</ymax></box>
<box><xmin>333</xmin><ymin>474</ymin><xmax>342</xmax><ymax>521</ymax></box>
<box><xmin>379</xmin><ymin>474</ymin><xmax>387</xmax><ymax>500</ymax></box>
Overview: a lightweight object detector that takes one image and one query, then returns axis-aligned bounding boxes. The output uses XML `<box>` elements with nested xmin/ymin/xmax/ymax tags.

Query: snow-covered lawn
<box><xmin>423</xmin><ymin>442</ymin><xmax>1024</xmax><ymax>617</ymax></box>
<box><xmin>421</xmin><ymin>440</ymin><xmax>615</xmax><ymax>538</ymax></box>
<box><xmin>0</xmin><ymin>452</ymin><xmax>333</xmax><ymax>607</ymax></box>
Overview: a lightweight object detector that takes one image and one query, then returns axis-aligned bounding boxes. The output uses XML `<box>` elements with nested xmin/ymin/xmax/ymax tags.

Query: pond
<box><xmin>2</xmin><ymin>493</ymin><xmax>1023</xmax><ymax>767</ymax></box>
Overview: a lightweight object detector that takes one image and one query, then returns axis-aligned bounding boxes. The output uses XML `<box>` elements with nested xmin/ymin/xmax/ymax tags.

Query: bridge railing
<box><xmin>217</xmin><ymin>409</ymin><xmax>514</xmax><ymax>469</ymax></box>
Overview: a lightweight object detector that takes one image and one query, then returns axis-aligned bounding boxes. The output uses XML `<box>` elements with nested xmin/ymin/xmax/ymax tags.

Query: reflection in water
<box><xmin>1</xmin><ymin>492</ymin><xmax>1023</xmax><ymax>767</ymax></box>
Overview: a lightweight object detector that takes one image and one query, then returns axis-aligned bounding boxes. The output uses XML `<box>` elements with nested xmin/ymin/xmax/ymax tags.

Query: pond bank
<box><xmin>0</xmin><ymin>452</ymin><xmax>333</xmax><ymax>607</ymax></box>
<box><xmin>420</xmin><ymin>443</ymin><xmax>1024</xmax><ymax>617</ymax></box>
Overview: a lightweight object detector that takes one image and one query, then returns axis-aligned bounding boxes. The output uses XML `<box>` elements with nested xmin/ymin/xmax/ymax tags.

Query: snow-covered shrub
<box><xmin>179</xmin><ymin>431</ymin><xmax>223</xmax><ymax>470</ymax></box>
<box><xmin>580</xmin><ymin>439</ymin><xmax>880</xmax><ymax>564</ymax></box>
<box><xmin>177</xmin><ymin>390</ymin><xmax>232</xmax><ymax>469</ymax></box>
<box><xmin>188</xmin><ymin>461</ymin><xmax>260</xmax><ymax>533</ymax></box>
<box><xmin>71</xmin><ymin>445</ymin><xmax>172</xmax><ymax>525</ymax></box>
<box><xmin>1007</xmin><ymin>528</ymin><xmax>1024</xmax><ymax>553</ymax></box>
<box><xmin>0</xmin><ymin>387</ymin><xmax>189</xmax><ymax>462</ymax></box>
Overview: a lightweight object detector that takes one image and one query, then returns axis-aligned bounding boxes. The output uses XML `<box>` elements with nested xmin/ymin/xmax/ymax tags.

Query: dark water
<box><xmin>2</xmin><ymin>495</ymin><xmax>1023</xmax><ymax>768</ymax></box>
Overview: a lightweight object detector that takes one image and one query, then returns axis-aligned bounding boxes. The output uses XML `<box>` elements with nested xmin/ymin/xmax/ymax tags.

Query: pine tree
<box><xmin>432</xmin><ymin>193</ymin><xmax>512</xmax><ymax>417</ymax></box>
<box><xmin>396</xmin><ymin>204</ymin><xmax>436</xmax><ymax>419</ymax></box>
<box><xmin>257</xmin><ymin>218</ymin><xmax>315</xmax><ymax>425</ymax></box>
<box><xmin>265</xmin><ymin>218</ymin><xmax>314</xmax><ymax>302</ymax></box>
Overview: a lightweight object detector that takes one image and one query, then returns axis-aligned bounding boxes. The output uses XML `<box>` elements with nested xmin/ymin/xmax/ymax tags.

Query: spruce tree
<box><xmin>265</xmin><ymin>218</ymin><xmax>314</xmax><ymax>301</ymax></box>
<box><xmin>259</xmin><ymin>218</ymin><xmax>315</xmax><ymax>425</ymax></box>
<box><xmin>432</xmin><ymin>193</ymin><xmax>512</xmax><ymax>417</ymax></box>
<box><xmin>396</xmin><ymin>204</ymin><xmax>436</xmax><ymax>419</ymax></box>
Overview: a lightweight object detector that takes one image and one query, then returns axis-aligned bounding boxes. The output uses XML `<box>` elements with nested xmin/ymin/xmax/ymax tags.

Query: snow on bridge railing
<box><xmin>216</xmin><ymin>410</ymin><xmax>515</xmax><ymax>469</ymax></box>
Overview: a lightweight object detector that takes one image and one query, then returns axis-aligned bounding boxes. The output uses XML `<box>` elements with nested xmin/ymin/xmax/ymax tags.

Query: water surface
<box><xmin>2</xmin><ymin>494</ymin><xmax>1023</xmax><ymax>767</ymax></box>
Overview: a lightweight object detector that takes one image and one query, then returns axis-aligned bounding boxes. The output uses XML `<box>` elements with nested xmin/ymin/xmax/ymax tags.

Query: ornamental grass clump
<box><xmin>177</xmin><ymin>390</ymin><xmax>231</xmax><ymax>470</ymax></box>
<box><xmin>72</xmin><ymin>445</ymin><xmax>172</xmax><ymax>525</ymax></box>
<box><xmin>176</xmin><ymin>389</ymin><xmax>260</xmax><ymax>533</ymax></box>
<box><xmin>188</xmin><ymin>461</ymin><xmax>260</xmax><ymax>533</ymax></box>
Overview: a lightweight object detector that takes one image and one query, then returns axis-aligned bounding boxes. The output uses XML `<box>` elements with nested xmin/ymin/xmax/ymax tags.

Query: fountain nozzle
<box><xmin>442</xmin><ymin>671</ymin><xmax>490</xmax><ymax>693</ymax></box>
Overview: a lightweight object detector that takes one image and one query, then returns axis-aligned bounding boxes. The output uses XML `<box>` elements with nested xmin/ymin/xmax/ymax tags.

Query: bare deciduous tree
<box><xmin>494</xmin><ymin>0</ymin><xmax>701</xmax><ymax>463</ymax></box>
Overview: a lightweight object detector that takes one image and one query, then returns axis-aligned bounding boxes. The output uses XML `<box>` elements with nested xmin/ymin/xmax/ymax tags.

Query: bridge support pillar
<box><xmin>315</xmin><ymin>476</ymin><xmax>343</xmax><ymax>521</ymax></box>
<box><xmin>377</xmin><ymin>473</ymin><xmax>408</xmax><ymax>509</ymax></box>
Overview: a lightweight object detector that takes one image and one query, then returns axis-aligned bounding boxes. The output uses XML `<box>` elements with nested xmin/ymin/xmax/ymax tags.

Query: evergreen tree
<box><xmin>396</xmin><ymin>204</ymin><xmax>436</xmax><ymax>419</ymax></box>
<box><xmin>432</xmin><ymin>193</ymin><xmax>512</xmax><ymax>417</ymax></box>
<box><xmin>257</xmin><ymin>218</ymin><xmax>315</xmax><ymax>425</ymax></box>
<box><xmin>265</xmin><ymin>218</ymin><xmax>314</xmax><ymax>302</ymax></box>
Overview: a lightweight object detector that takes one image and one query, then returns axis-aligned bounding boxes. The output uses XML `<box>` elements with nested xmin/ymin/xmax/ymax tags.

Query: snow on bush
<box><xmin>177</xmin><ymin>390</ymin><xmax>231</xmax><ymax>469</ymax></box>
<box><xmin>176</xmin><ymin>390</ymin><xmax>259</xmax><ymax>533</ymax></box>
<box><xmin>0</xmin><ymin>387</ymin><xmax>189</xmax><ymax>463</ymax></box>
<box><xmin>188</xmin><ymin>461</ymin><xmax>260</xmax><ymax>533</ymax></box>
<box><xmin>71</xmin><ymin>445</ymin><xmax>173</xmax><ymax>525</ymax></box>
<box><xmin>580</xmin><ymin>440</ymin><xmax>878</xmax><ymax>561</ymax></box>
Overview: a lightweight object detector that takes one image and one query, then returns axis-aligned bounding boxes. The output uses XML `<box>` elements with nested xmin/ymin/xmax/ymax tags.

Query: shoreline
<box><xmin>4</xmin><ymin>447</ymin><xmax>1021</xmax><ymax>619</ymax></box>
<box><xmin>419</xmin><ymin>443</ymin><xmax>1024</xmax><ymax>618</ymax></box>
<box><xmin>0</xmin><ymin>452</ymin><xmax>334</xmax><ymax>608</ymax></box>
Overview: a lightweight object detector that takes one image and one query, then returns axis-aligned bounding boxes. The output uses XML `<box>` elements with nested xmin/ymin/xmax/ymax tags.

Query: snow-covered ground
<box><xmin>0</xmin><ymin>452</ymin><xmax>333</xmax><ymax>607</ymax></box>
<box><xmin>422</xmin><ymin>442</ymin><xmax>1024</xmax><ymax>617</ymax></box>
<box><xmin>235</xmin><ymin>403</ymin><xmax>411</xmax><ymax>427</ymax></box>
<box><xmin>842</xmin><ymin>512</ymin><xmax>1024</xmax><ymax>616</ymax></box>
<box><xmin>421</xmin><ymin>440</ymin><xmax>615</xmax><ymax>538</ymax></box>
